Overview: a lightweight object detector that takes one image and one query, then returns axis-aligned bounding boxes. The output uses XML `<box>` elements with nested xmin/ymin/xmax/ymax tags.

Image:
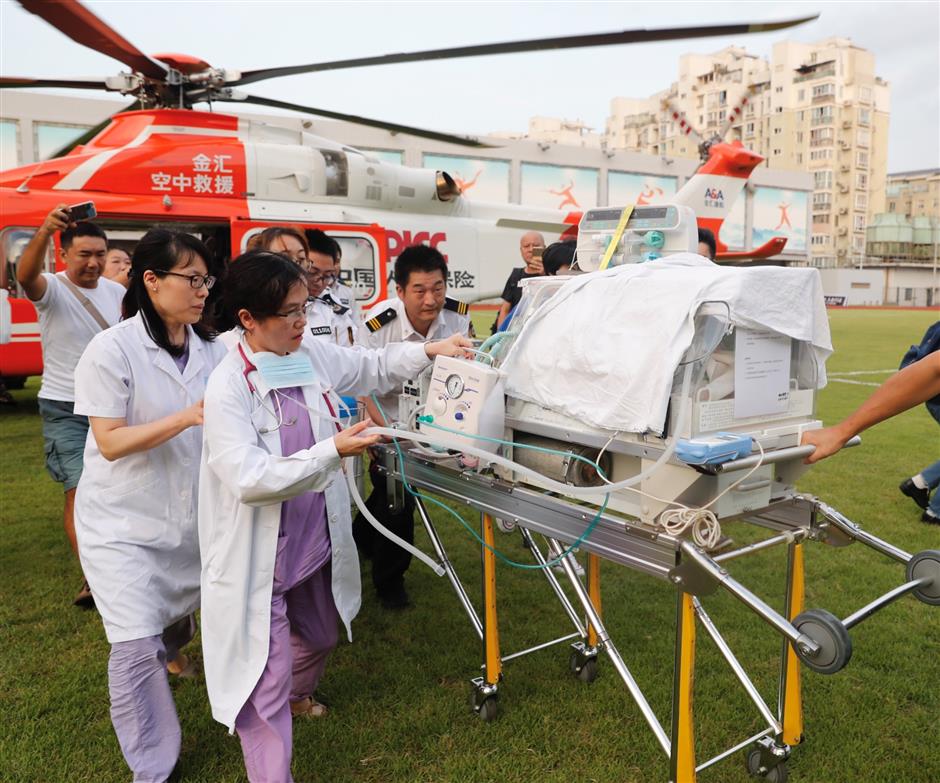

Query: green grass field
<box><xmin>1</xmin><ymin>309</ymin><xmax>938</xmax><ymax>783</ymax></box>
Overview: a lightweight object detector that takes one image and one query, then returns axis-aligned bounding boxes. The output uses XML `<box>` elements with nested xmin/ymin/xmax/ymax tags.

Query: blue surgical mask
<box><xmin>253</xmin><ymin>351</ymin><xmax>317</xmax><ymax>389</ymax></box>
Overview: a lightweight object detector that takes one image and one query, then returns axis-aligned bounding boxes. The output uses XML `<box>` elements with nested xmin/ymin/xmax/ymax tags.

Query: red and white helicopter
<box><xmin>0</xmin><ymin>0</ymin><xmax>814</xmax><ymax>382</ymax></box>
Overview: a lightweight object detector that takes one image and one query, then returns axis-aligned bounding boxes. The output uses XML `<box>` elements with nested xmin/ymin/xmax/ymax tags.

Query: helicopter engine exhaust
<box><xmin>435</xmin><ymin>171</ymin><xmax>461</xmax><ymax>201</ymax></box>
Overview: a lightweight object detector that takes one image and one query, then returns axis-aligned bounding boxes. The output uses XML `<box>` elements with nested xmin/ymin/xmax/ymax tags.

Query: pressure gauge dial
<box><xmin>445</xmin><ymin>373</ymin><xmax>465</xmax><ymax>398</ymax></box>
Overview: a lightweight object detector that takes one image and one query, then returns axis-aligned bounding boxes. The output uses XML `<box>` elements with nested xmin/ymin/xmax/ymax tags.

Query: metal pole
<box><xmin>714</xmin><ymin>530</ymin><xmax>808</xmax><ymax>563</ymax></box>
<box><xmin>679</xmin><ymin>543</ymin><xmax>820</xmax><ymax>655</ymax></box>
<box><xmin>842</xmin><ymin>577</ymin><xmax>932</xmax><ymax>630</ymax></box>
<box><xmin>546</xmin><ymin>538</ymin><xmax>672</xmax><ymax>757</ymax></box>
<box><xmin>814</xmin><ymin>501</ymin><xmax>912</xmax><ymax>564</ymax></box>
<box><xmin>414</xmin><ymin>497</ymin><xmax>483</xmax><ymax>639</ymax></box>
<box><xmin>693</xmin><ymin>598</ymin><xmax>781</xmax><ymax>734</ymax></box>
<box><xmin>519</xmin><ymin>527</ymin><xmax>588</xmax><ymax>637</ymax></box>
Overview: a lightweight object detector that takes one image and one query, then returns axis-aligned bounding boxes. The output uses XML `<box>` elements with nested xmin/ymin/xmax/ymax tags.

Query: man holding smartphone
<box><xmin>493</xmin><ymin>231</ymin><xmax>545</xmax><ymax>332</ymax></box>
<box><xmin>17</xmin><ymin>204</ymin><xmax>125</xmax><ymax>608</ymax></box>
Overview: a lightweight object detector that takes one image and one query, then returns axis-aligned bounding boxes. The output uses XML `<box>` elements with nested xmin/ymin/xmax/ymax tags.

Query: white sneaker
<box><xmin>552</xmin><ymin>552</ymin><xmax>585</xmax><ymax>577</ymax></box>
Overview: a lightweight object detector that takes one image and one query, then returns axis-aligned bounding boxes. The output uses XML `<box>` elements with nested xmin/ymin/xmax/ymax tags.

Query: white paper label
<box><xmin>733</xmin><ymin>329</ymin><xmax>791</xmax><ymax>420</ymax></box>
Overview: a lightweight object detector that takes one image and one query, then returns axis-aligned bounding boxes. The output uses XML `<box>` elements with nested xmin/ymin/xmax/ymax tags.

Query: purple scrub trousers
<box><xmin>234</xmin><ymin>386</ymin><xmax>340</xmax><ymax>783</ymax></box>
<box><xmin>108</xmin><ymin>614</ymin><xmax>196</xmax><ymax>783</ymax></box>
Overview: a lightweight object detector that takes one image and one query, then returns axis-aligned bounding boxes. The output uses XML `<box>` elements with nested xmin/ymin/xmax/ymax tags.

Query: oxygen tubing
<box><xmin>367</xmin><ymin>362</ymin><xmax>694</xmax><ymax>500</ymax></box>
<box><xmin>263</xmin><ymin>387</ymin><xmax>448</xmax><ymax>576</ymax></box>
<box><xmin>344</xmin><ymin>459</ymin><xmax>446</xmax><ymax>577</ymax></box>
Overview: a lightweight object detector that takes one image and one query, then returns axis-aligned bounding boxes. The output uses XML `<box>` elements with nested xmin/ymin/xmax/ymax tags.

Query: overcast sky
<box><xmin>1</xmin><ymin>0</ymin><xmax>937</xmax><ymax>172</ymax></box>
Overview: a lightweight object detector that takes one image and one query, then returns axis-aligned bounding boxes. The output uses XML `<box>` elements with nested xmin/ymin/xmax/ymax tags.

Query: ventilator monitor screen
<box><xmin>580</xmin><ymin>205</ymin><xmax>678</xmax><ymax>232</ymax></box>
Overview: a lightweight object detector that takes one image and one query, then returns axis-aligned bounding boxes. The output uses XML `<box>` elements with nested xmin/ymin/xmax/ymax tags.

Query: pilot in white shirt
<box><xmin>353</xmin><ymin>244</ymin><xmax>471</xmax><ymax>609</ymax></box>
<box><xmin>306</xmin><ymin>291</ymin><xmax>357</xmax><ymax>347</ymax></box>
<box><xmin>330</xmin><ymin>239</ymin><xmax>362</xmax><ymax>323</ymax></box>
<box><xmin>304</xmin><ymin>230</ymin><xmax>356</xmax><ymax>347</ymax></box>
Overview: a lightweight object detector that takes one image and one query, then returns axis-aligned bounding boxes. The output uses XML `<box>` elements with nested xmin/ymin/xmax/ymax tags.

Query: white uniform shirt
<box><xmin>33</xmin><ymin>272</ymin><xmax>125</xmax><ymax>401</ymax></box>
<box><xmin>73</xmin><ymin>313</ymin><xmax>228</xmax><ymax>643</ymax></box>
<box><xmin>330</xmin><ymin>279</ymin><xmax>361</xmax><ymax>323</ymax></box>
<box><xmin>357</xmin><ymin>296</ymin><xmax>471</xmax><ymax>418</ymax></box>
<box><xmin>305</xmin><ymin>293</ymin><xmax>357</xmax><ymax>348</ymax></box>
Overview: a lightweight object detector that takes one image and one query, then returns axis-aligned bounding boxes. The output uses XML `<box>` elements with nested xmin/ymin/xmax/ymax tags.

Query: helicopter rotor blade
<box><xmin>662</xmin><ymin>98</ymin><xmax>706</xmax><ymax>146</ymax></box>
<box><xmin>46</xmin><ymin>99</ymin><xmax>143</xmax><ymax>159</ymax></box>
<box><xmin>0</xmin><ymin>76</ymin><xmax>109</xmax><ymax>90</ymax></box>
<box><xmin>17</xmin><ymin>0</ymin><xmax>167</xmax><ymax>79</ymax></box>
<box><xmin>229</xmin><ymin>15</ymin><xmax>818</xmax><ymax>86</ymax></box>
<box><xmin>214</xmin><ymin>93</ymin><xmax>496</xmax><ymax>149</ymax></box>
<box><xmin>718</xmin><ymin>84</ymin><xmax>756</xmax><ymax>140</ymax></box>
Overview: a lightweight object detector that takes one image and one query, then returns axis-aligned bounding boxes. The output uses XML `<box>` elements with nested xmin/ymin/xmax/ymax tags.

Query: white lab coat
<box><xmin>198</xmin><ymin>334</ymin><xmax>430</xmax><ymax>731</ymax></box>
<box><xmin>73</xmin><ymin>313</ymin><xmax>228</xmax><ymax>643</ymax></box>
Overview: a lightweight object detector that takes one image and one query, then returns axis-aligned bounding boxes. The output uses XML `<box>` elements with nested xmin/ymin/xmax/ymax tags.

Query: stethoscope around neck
<box><xmin>237</xmin><ymin>342</ymin><xmax>342</xmax><ymax>435</ymax></box>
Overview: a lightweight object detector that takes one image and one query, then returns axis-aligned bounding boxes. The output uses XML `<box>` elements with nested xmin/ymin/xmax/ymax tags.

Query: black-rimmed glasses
<box><xmin>155</xmin><ymin>271</ymin><xmax>217</xmax><ymax>290</ymax></box>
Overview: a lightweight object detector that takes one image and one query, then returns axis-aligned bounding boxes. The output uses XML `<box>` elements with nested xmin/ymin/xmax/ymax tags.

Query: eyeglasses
<box><xmin>155</xmin><ymin>271</ymin><xmax>217</xmax><ymax>290</ymax></box>
<box><xmin>274</xmin><ymin>300</ymin><xmax>314</xmax><ymax>320</ymax></box>
<box><xmin>306</xmin><ymin>270</ymin><xmax>336</xmax><ymax>285</ymax></box>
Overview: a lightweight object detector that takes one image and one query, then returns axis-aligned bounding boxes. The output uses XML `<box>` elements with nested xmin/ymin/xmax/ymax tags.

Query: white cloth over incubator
<box><xmin>500</xmin><ymin>254</ymin><xmax>832</xmax><ymax>435</ymax></box>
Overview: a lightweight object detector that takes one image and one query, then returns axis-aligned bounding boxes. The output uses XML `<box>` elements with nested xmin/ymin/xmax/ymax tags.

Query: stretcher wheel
<box><xmin>476</xmin><ymin>696</ymin><xmax>500</xmax><ymax>722</ymax></box>
<box><xmin>569</xmin><ymin>652</ymin><xmax>599</xmax><ymax>683</ymax></box>
<box><xmin>745</xmin><ymin>748</ymin><xmax>789</xmax><ymax>781</ymax></box>
<box><xmin>906</xmin><ymin>549</ymin><xmax>940</xmax><ymax>606</ymax></box>
<box><xmin>792</xmin><ymin>609</ymin><xmax>853</xmax><ymax>674</ymax></box>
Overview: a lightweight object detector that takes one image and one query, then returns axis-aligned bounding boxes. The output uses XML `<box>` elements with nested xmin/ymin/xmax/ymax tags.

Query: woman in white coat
<box><xmin>199</xmin><ymin>250</ymin><xmax>469</xmax><ymax>783</ymax></box>
<box><xmin>74</xmin><ymin>229</ymin><xmax>227</xmax><ymax>782</ymax></box>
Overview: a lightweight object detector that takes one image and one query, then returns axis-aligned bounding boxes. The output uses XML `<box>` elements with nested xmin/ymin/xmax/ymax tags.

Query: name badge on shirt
<box><xmin>310</xmin><ymin>326</ymin><xmax>332</xmax><ymax>336</ymax></box>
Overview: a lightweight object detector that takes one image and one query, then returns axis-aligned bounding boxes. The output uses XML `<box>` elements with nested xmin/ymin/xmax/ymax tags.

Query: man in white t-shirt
<box><xmin>17</xmin><ymin>205</ymin><xmax>125</xmax><ymax>607</ymax></box>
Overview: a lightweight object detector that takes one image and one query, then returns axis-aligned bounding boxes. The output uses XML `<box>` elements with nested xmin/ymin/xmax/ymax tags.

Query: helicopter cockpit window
<box><xmin>0</xmin><ymin>228</ymin><xmax>54</xmax><ymax>298</ymax></box>
<box><xmin>319</xmin><ymin>150</ymin><xmax>349</xmax><ymax>198</ymax></box>
<box><xmin>334</xmin><ymin>235</ymin><xmax>377</xmax><ymax>302</ymax></box>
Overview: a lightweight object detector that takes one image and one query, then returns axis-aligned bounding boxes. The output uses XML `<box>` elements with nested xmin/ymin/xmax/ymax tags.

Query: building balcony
<box><xmin>812</xmin><ymin>93</ymin><xmax>836</xmax><ymax>104</ymax></box>
<box><xmin>794</xmin><ymin>66</ymin><xmax>836</xmax><ymax>83</ymax></box>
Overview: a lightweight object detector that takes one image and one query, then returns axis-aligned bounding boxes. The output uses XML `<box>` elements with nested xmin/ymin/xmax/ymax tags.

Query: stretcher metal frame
<box><xmin>374</xmin><ymin>444</ymin><xmax>940</xmax><ymax>783</ymax></box>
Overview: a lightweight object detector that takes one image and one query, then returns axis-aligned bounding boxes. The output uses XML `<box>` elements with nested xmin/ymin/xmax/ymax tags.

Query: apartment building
<box><xmin>605</xmin><ymin>38</ymin><xmax>891</xmax><ymax>267</ymax></box>
<box><xmin>885</xmin><ymin>169</ymin><xmax>940</xmax><ymax>218</ymax></box>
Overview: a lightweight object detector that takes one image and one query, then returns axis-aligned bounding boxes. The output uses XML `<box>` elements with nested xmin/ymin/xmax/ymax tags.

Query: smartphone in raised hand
<box><xmin>66</xmin><ymin>201</ymin><xmax>97</xmax><ymax>222</ymax></box>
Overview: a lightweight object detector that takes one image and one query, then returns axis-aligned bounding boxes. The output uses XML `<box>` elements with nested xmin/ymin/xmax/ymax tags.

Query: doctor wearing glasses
<box><xmin>72</xmin><ymin>229</ymin><xmax>226</xmax><ymax>783</ymax></box>
<box><xmin>198</xmin><ymin>250</ymin><xmax>470</xmax><ymax>783</ymax></box>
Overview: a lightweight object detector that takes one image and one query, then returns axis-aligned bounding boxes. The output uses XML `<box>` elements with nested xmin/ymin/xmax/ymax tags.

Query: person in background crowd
<box><xmin>496</xmin><ymin>239</ymin><xmax>577</xmax><ymax>334</ymax></box>
<box><xmin>801</xmin><ymin>351</ymin><xmax>940</xmax><ymax>527</ymax></box>
<box><xmin>542</xmin><ymin>239</ymin><xmax>577</xmax><ymax>276</ymax></box>
<box><xmin>255</xmin><ymin>226</ymin><xmax>310</xmax><ymax>266</ymax></box>
<box><xmin>103</xmin><ymin>247</ymin><xmax>132</xmax><ymax>288</ymax></box>
<box><xmin>896</xmin><ymin>321</ymin><xmax>940</xmax><ymax>524</ymax></box>
<box><xmin>305</xmin><ymin>230</ymin><xmax>356</xmax><ymax>347</ymax></box>
<box><xmin>0</xmin><ymin>286</ymin><xmax>13</xmax><ymax>405</ymax></box>
<box><xmin>16</xmin><ymin>205</ymin><xmax>125</xmax><ymax>607</ymax></box>
<box><xmin>354</xmin><ymin>245</ymin><xmax>472</xmax><ymax>609</ymax></box>
<box><xmin>328</xmin><ymin>237</ymin><xmax>362</xmax><ymax>323</ymax></box>
<box><xmin>73</xmin><ymin>229</ymin><xmax>226</xmax><ymax>782</ymax></box>
<box><xmin>494</xmin><ymin>231</ymin><xmax>545</xmax><ymax>332</ymax></box>
<box><xmin>697</xmin><ymin>227</ymin><xmax>717</xmax><ymax>262</ymax></box>
<box><xmin>198</xmin><ymin>251</ymin><xmax>470</xmax><ymax>782</ymax></box>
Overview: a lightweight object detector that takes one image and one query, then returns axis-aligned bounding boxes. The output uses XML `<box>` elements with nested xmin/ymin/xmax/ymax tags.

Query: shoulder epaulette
<box><xmin>319</xmin><ymin>292</ymin><xmax>350</xmax><ymax>315</ymax></box>
<box><xmin>365</xmin><ymin>307</ymin><xmax>397</xmax><ymax>333</ymax></box>
<box><xmin>444</xmin><ymin>297</ymin><xmax>469</xmax><ymax>316</ymax></box>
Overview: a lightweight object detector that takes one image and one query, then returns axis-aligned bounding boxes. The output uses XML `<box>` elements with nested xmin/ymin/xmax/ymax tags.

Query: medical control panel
<box><xmin>576</xmin><ymin>203</ymin><xmax>698</xmax><ymax>271</ymax></box>
<box><xmin>422</xmin><ymin>356</ymin><xmax>503</xmax><ymax>452</ymax></box>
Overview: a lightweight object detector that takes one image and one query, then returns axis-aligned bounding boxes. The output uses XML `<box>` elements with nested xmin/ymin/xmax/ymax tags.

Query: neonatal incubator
<box><xmin>352</xmin><ymin>202</ymin><xmax>939</xmax><ymax>783</ymax></box>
